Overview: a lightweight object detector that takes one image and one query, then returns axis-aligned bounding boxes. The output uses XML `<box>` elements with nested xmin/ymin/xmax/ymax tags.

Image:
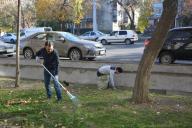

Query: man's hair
<box><xmin>45</xmin><ymin>41</ymin><xmax>54</xmax><ymax>47</ymax></box>
<box><xmin>116</xmin><ymin>67</ymin><xmax>123</xmax><ymax>73</ymax></box>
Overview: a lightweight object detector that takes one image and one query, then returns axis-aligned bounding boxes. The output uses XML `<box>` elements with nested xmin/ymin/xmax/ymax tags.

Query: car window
<box><xmin>6</xmin><ymin>34</ymin><xmax>12</xmax><ymax>36</ymax></box>
<box><xmin>33</xmin><ymin>33</ymin><xmax>47</xmax><ymax>40</ymax></box>
<box><xmin>182</xmin><ymin>31</ymin><xmax>192</xmax><ymax>40</ymax></box>
<box><xmin>90</xmin><ymin>32</ymin><xmax>96</xmax><ymax>36</ymax></box>
<box><xmin>97</xmin><ymin>31</ymin><xmax>104</xmax><ymax>35</ymax></box>
<box><xmin>167</xmin><ymin>31</ymin><xmax>181</xmax><ymax>40</ymax></box>
<box><xmin>61</xmin><ymin>32</ymin><xmax>79</xmax><ymax>41</ymax></box>
<box><xmin>168</xmin><ymin>30</ymin><xmax>191</xmax><ymax>41</ymax></box>
<box><xmin>20</xmin><ymin>32</ymin><xmax>25</xmax><ymax>36</ymax></box>
<box><xmin>119</xmin><ymin>31</ymin><xmax>127</xmax><ymax>35</ymax></box>
<box><xmin>110</xmin><ymin>31</ymin><xmax>117</xmax><ymax>36</ymax></box>
<box><xmin>82</xmin><ymin>32</ymin><xmax>90</xmax><ymax>36</ymax></box>
<box><xmin>46</xmin><ymin>33</ymin><xmax>54</xmax><ymax>41</ymax></box>
<box><xmin>54</xmin><ymin>34</ymin><xmax>63</xmax><ymax>41</ymax></box>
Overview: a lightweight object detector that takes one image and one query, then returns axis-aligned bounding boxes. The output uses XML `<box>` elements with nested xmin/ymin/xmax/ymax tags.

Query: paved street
<box><xmin>0</xmin><ymin>40</ymin><xmax>192</xmax><ymax>65</ymax></box>
<box><xmin>95</xmin><ymin>42</ymin><xmax>144</xmax><ymax>62</ymax></box>
<box><xmin>0</xmin><ymin>41</ymin><xmax>145</xmax><ymax>62</ymax></box>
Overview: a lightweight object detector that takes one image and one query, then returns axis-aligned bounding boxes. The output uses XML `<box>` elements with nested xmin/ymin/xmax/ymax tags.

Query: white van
<box><xmin>20</xmin><ymin>27</ymin><xmax>52</xmax><ymax>38</ymax></box>
<box><xmin>97</xmin><ymin>30</ymin><xmax>138</xmax><ymax>45</ymax></box>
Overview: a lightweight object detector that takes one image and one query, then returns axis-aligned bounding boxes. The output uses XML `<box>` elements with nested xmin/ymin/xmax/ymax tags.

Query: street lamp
<box><xmin>93</xmin><ymin>0</ymin><xmax>97</xmax><ymax>31</ymax></box>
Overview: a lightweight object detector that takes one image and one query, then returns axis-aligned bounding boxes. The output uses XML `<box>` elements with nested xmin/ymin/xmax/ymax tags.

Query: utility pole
<box><xmin>15</xmin><ymin>0</ymin><xmax>21</xmax><ymax>87</ymax></box>
<box><xmin>93</xmin><ymin>0</ymin><xmax>97</xmax><ymax>31</ymax></box>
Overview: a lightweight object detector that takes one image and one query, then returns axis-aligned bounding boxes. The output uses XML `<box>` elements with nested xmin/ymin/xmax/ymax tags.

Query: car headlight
<box><xmin>94</xmin><ymin>43</ymin><xmax>103</xmax><ymax>48</ymax></box>
<box><xmin>84</xmin><ymin>44</ymin><xmax>94</xmax><ymax>49</ymax></box>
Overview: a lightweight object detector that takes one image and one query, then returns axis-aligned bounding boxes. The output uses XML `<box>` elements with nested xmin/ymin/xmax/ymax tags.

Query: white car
<box><xmin>0</xmin><ymin>40</ymin><xmax>16</xmax><ymax>57</ymax></box>
<box><xmin>79</xmin><ymin>31</ymin><xmax>105</xmax><ymax>41</ymax></box>
<box><xmin>0</xmin><ymin>33</ymin><xmax>16</xmax><ymax>44</ymax></box>
<box><xmin>97</xmin><ymin>30</ymin><xmax>138</xmax><ymax>45</ymax></box>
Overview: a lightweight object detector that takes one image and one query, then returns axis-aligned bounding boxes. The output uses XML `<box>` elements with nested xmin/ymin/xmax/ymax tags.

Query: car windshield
<box><xmin>97</xmin><ymin>31</ymin><xmax>104</xmax><ymax>35</ymax></box>
<box><xmin>60</xmin><ymin>32</ymin><xmax>80</xmax><ymax>41</ymax></box>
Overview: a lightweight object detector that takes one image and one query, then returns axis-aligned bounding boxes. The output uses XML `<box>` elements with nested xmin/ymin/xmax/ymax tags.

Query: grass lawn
<box><xmin>0</xmin><ymin>78</ymin><xmax>192</xmax><ymax>128</ymax></box>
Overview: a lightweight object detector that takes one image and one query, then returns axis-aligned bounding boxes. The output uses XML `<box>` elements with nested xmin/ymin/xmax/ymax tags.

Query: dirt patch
<box><xmin>0</xmin><ymin>77</ymin><xmax>43</xmax><ymax>89</ymax></box>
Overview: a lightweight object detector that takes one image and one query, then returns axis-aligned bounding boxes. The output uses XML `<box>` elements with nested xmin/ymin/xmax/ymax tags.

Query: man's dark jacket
<box><xmin>36</xmin><ymin>48</ymin><xmax>59</xmax><ymax>75</ymax></box>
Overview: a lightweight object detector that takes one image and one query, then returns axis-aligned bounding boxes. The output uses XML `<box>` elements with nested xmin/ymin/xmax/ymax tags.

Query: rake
<box><xmin>41</xmin><ymin>64</ymin><xmax>79</xmax><ymax>106</ymax></box>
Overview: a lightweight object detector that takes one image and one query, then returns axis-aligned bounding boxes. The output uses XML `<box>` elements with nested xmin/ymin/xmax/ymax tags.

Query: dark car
<box><xmin>144</xmin><ymin>27</ymin><xmax>192</xmax><ymax>64</ymax></box>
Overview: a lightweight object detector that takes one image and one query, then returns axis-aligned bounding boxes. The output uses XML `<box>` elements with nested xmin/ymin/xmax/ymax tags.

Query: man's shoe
<box><xmin>63</xmin><ymin>81</ymin><xmax>69</xmax><ymax>86</ymax></box>
<box><xmin>56</xmin><ymin>98</ymin><xmax>62</xmax><ymax>103</ymax></box>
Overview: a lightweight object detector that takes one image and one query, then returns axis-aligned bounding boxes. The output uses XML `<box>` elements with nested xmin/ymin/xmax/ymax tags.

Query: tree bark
<box><xmin>117</xmin><ymin>0</ymin><xmax>136</xmax><ymax>30</ymax></box>
<box><xmin>15</xmin><ymin>0</ymin><xmax>21</xmax><ymax>87</ymax></box>
<box><xmin>130</xmin><ymin>6</ymin><xmax>135</xmax><ymax>30</ymax></box>
<box><xmin>132</xmin><ymin>0</ymin><xmax>178</xmax><ymax>103</ymax></box>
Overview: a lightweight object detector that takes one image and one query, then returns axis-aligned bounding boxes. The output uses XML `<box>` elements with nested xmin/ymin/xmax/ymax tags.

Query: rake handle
<box><xmin>41</xmin><ymin>64</ymin><xmax>68</xmax><ymax>92</ymax></box>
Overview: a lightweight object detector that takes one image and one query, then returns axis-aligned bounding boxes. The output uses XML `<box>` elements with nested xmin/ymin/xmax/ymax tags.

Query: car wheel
<box><xmin>159</xmin><ymin>52</ymin><xmax>174</xmax><ymax>64</ymax></box>
<box><xmin>69</xmin><ymin>48</ymin><xmax>82</xmax><ymax>60</ymax></box>
<box><xmin>10</xmin><ymin>39</ymin><xmax>15</xmax><ymax>44</ymax></box>
<box><xmin>23</xmin><ymin>48</ymin><xmax>34</xmax><ymax>60</ymax></box>
<box><xmin>7</xmin><ymin>55</ymin><xmax>13</xmax><ymax>57</ymax></box>
<box><xmin>124</xmin><ymin>39</ymin><xmax>131</xmax><ymax>45</ymax></box>
<box><xmin>87</xmin><ymin>57</ymin><xmax>95</xmax><ymax>61</ymax></box>
<box><xmin>101</xmin><ymin>39</ymin><xmax>107</xmax><ymax>45</ymax></box>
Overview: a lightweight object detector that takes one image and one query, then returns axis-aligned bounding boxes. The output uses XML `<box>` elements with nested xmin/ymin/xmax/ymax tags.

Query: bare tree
<box><xmin>21</xmin><ymin>1</ymin><xmax>36</xmax><ymax>28</ymax></box>
<box><xmin>132</xmin><ymin>0</ymin><xmax>178</xmax><ymax>103</ymax></box>
<box><xmin>115</xmin><ymin>0</ymin><xmax>140</xmax><ymax>30</ymax></box>
<box><xmin>15</xmin><ymin>0</ymin><xmax>21</xmax><ymax>87</ymax></box>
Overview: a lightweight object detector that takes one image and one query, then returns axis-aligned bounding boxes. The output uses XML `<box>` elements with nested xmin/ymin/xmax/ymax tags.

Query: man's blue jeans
<box><xmin>44</xmin><ymin>70</ymin><xmax>62</xmax><ymax>100</ymax></box>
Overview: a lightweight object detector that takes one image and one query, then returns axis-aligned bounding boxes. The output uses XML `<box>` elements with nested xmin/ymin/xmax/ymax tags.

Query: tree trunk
<box><xmin>130</xmin><ymin>6</ymin><xmax>135</xmax><ymax>30</ymax></box>
<box><xmin>15</xmin><ymin>0</ymin><xmax>21</xmax><ymax>87</ymax></box>
<box><xmin>132</xmin><ymin>0</ymin><xmax>178</xmax><ymax>103</ymax></box>
<box><xmin>21</xmin><ymin>7</ymin><xmax>25</xmax><ymax>28</ymax></box>
<box><xmin>117</xmin><ymin>1</ymin><xmax>135</xmax><ymax>30</ymax></box>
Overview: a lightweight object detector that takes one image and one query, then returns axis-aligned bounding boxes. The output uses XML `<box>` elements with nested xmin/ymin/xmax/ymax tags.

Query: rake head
<box><xmin>67</xmin><ymin>91</ymin><xmax>80</xmax><ymax>107</ymax></box>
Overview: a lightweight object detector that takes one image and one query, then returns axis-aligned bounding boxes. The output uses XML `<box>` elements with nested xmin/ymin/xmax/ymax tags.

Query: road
<box><xmin>95</xmin><ymin>42</ymin><xmax>144</xmax><ymax>62</ymax></box>
<box><xmin>0</xmin><ymin>41</ymin><xmax>192</xmax><ymax>65</ymax></box>
<box><xmin>0</xmin><ymin>41</ymin><xmax>144</xmax><ymax>62</ymax></box>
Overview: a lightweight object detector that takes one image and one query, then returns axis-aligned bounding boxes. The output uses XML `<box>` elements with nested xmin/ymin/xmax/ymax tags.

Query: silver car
<box><xmin>0</xmin><ymin>40</ymin><xmax>15</xmax><ymax>57</ymax></box>
<box><xmin>0</xmin><ymin>33</ymin><xmax>16</xmax><ymax>44</ymax></box>
<box><xmin>79</xmin><ymin>31</ymin><xmax>105</xmax><ymax>41</ymax></box>
<box><xmin>21</xmin><ymin>31</ymin><xmax>106</xmax><ymax>60</ymax></box>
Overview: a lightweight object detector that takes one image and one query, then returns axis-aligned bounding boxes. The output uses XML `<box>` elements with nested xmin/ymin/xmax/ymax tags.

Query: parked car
<box><xmin>79</xmin><ymin>31</ymin><xmax>105</xmax><ymax>41</ymax></box>
<box><xmin>21</xmin><ymin>31</ymin><xmax>106</xmax><ymax>60</ymax></box>
<box><xmin>0</xmin><ymin>40</ymin><xmax>15</xmax><ymax>57</ymax></box>
<box><xmin>144</xmin><ymin>27</ymin><xmax>192</xmax><ymax>64</ymax></box>
<box><xmin>0</xmin><ymin>33</ymin><xmax>16</xmax><ymax>44</ymax></box>
<box><xmin>20</xmin><ymin>27</ymin><xmax>52</xmax><ymax>39</ymax></box>
<box><xmin>96</xmin><ymin>30</ymin><xmax>138</xmax><ymax>45</ymax></box>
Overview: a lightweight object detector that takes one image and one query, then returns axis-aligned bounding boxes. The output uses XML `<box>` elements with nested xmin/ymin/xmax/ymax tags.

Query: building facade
<box><xmin>80</xmin><ymin>0</ymin><xmax>113</xmax><ymax>33</ymax></box>
<box><xmin>149</xmin><ymin>0</ymin><xmax>192</xmax><ymax>28</ymax></box>
<box><xmin>80</xmin><ymin>0</ymin><xmax>139</xmax><ymax>33</ymax></box>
